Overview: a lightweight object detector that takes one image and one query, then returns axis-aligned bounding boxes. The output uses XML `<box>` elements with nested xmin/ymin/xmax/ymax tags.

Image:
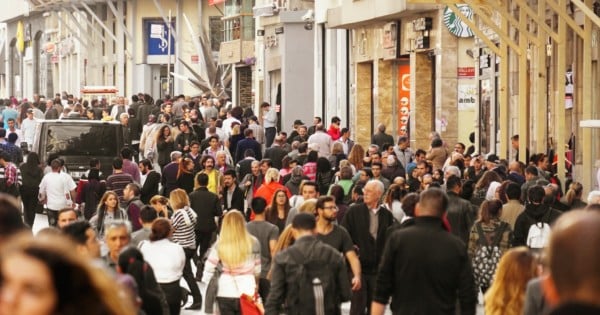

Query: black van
<box><xmin>32</xmin><ymin>120</ymin><xmax>124</xmax><ymax>180</ymax></box>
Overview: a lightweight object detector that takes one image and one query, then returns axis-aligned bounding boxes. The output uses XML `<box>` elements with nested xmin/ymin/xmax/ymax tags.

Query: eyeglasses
<box><xmin>322</xmin><ymin>206</ymin><xmax>338</xmax><ymax>211</ymax></box>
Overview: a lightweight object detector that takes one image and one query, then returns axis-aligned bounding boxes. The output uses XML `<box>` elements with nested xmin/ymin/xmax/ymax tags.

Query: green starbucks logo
<box><xmin>443</xmin><ymin>5</ymin><xmax>475</xmax><ymax>38</ymax></box>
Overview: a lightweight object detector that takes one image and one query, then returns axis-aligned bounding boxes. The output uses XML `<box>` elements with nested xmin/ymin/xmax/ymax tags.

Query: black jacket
<box><xmin>513</xmin><ymin>203</ymin><xmax>562</xmax><ymax>247</ymax></box>
<box><xmin>373</xmin><ymin>217</ymin><xmax>477</xmax><ymax>315</ymax></box>
<box><xmin>222</xmin><ymin>185</ymin><xmax>245</xmax><ymax>212</ymax></box>
<box><xmin>264</xmin><ymin>145</ymin><xmax>288</xmax><ymax>169</ymax></box>
<box><xmin>265</xmin><ymin>235</ymin><xmax>351</xmax><ymax>315</ymax></box>
<box><xmin>341</xmin><ymin>203</ymin><xmax>395</xmax><ymax>274</ymax></box>
<box><xmin>446</xmin><ymin>191</ymin><xmax>476</xmax><ymax>245</ymax></box>
<box><xmin>189</xmin><ymin>187</ymin><xmax>222</xmax><ymax>233</ymax></box>
<box><xmin>140</xmin><ymin>170</ymin><xmax>160</xmax><ymax>204</ymax></box>
<box><xmin>235</xmin><ymin>138</ymin><xmax>262</xmax><ymax>163</ymax></box>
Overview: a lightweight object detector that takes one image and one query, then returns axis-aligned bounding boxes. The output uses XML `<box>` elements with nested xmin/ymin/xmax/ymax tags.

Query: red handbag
<box><xmin>239</xmin><ymin>293</ymin><xmax>262</xmax><ymax>315</ymax></box>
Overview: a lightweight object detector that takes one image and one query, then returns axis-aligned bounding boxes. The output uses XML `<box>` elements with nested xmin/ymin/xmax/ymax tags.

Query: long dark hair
<box><xmin>117</xmin><ymin>247</ymin><xmax>166</xmax><ymax>315</ymax></box>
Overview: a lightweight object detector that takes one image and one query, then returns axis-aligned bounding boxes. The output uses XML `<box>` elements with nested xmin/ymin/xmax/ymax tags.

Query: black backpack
<box><xmin>287</xmin><ymin>245</ymin><xmax>337</xmax><ymax>315</ymax></box>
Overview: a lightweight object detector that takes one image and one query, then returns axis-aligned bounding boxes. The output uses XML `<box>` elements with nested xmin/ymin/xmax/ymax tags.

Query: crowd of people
<box><xmin>0</xmin><ymin>91</ymin><xmax>599</xmax><ymax>315</ymax></box>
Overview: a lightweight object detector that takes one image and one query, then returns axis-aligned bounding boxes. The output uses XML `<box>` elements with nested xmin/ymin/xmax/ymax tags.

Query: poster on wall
<box><xmin>398</xmin><ymin>63</ymin><xmax>411</xmax><ymax>138</ymax></box>
<box><xmin>458</xmin><ymin>84</ymin><xmax>477</xmax><ymax>110</ymax></box>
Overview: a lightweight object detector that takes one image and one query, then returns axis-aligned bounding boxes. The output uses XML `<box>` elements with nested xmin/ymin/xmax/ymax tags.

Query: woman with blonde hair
<box><xmin>484</xmin><ymin>247</ymin><xmax>538</xmax><ymax>315</ymax></box>
<box><xmin>0</xmin><ymin>233</ymin><xmax>136</xmax><ymax>315</ymax></box>
<box><xmin>169</xmin><ymin>189</ymin><xmax>202</xmax><ymax>310</ymax></box>
<box><xmin>149</xmin><ymin>195</ymin><xmax>171</xmax><ymax>218</ymax></box>
<box><xmin>202</xmin><ymin>210</ymin><xmax>261</xmax><ymax>314</ymax></box>
<box><xmin>255</xmin><ymin>167</ymin><xmax>291</xmax><ymax>207</ymax></box>
<box><xmin>561</xmin><ymin>181</ymin><xmax>587</xmax><ymax>210</ymax></box>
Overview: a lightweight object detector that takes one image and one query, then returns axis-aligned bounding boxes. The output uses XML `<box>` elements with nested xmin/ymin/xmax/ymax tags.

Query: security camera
<box><xmin>301</xmin><ymin>9</ymin><xmax>314</xmax><ymax>22</ymax></box>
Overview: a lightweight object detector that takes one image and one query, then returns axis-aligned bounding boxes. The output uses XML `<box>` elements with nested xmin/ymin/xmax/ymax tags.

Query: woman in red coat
<box><xmin>254</xmin><ymin>167</ymin><xmax>291</xmax><ymax>207</ymax></box>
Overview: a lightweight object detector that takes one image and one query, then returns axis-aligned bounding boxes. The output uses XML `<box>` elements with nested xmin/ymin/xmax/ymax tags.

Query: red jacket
<box><xmin>327</xmin><ymin>125</ymin><xmax>341</xmax><ymax>141</ymax></box>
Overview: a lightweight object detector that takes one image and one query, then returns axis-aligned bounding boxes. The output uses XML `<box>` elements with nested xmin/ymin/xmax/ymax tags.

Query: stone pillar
<box><xmin>411</xmin><ymin>52</ymin><xmax>433</xmax><ymax>150</ymax></box>
<box><xmin>376</xmin><ymin>59</ymin><xmax>394</xmax><ymax>144</ymax></box>
<box><xmin>355</xmin><ymin>62</ymin><xmax>373</xmax><ymax>147</ymax></box>
<box><xmin>438</xmin><ymin>27</ymin><xmax>459</xmax><ymax>147</ymax></box>
<box><xmin>238</xmin><ymin>66</ymin><xmax>253</xmax><ymax>107</ymax></box>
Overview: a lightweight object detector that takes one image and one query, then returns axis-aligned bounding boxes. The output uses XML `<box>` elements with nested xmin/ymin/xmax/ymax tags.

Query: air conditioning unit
<box><xmin>253</xmin><ymin>3</ymin><xmax>279</xmax><ymax>17</ymax></box>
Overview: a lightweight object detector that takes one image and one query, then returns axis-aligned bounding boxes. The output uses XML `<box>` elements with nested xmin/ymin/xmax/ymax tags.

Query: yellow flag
<box><xmin>16</xmin><ymin>21</ymin><xmax>25</xmax><ymax>53</ymax></box>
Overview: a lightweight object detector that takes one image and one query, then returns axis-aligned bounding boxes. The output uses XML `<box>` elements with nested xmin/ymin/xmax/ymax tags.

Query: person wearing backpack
<box><xmin>265</xmin><ymin>212</ymin><xmax>352</xmax><ymax>315</ymax></box>
<box><xmin>467</xmin><ymin>199</ymin><xmax>513</xmax><ymax>294</ymax></box>
<box><xmin>513</xmin><ymin>185</ymin><xmax>562</xmax><ymax>248</ymax></box>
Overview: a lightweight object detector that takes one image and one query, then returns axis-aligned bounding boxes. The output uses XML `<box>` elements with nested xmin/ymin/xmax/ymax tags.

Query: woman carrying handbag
<box><xmin>203</xmin><ymin>210</ymin><xmax>263</xmax><ymax>315</ymax></box>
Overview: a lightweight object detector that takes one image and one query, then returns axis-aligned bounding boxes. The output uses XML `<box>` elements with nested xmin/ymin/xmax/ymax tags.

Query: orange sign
<box><xmin>398</xmin><ymin>63</ymin><xmax>411</xmax><ymax>138</ymax></box>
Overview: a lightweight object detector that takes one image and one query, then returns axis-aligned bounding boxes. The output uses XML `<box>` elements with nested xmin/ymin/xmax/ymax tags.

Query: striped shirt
<box><xmin>106</xmin><ymin>172</ymin><xmax>134</xmax><ymax>204</ymax></box>
<box><xmin>171</xmin><ymin>206</ymin><xmax>197</xmax><ymax>249</ymax></box>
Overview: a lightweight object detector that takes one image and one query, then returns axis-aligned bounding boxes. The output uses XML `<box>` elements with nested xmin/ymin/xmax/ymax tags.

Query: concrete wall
<box><xmin>281</xmin><ymin>22</ymin><xmax>315</xmax><ymax>134</ymax></box>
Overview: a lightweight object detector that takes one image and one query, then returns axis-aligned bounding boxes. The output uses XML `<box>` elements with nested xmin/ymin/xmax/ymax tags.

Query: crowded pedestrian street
<box><xmin>1</xmin><ymin>0</ymin><xmax>600</xmax><ymax>315</ymax></box>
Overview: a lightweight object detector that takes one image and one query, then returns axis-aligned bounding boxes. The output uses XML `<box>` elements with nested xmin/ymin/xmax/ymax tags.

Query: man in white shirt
<box><xmin>21</xmin><ymin>109</ymin><xmax>37</xmax><ymax>149</ymax></box>
<box><xmin>307</xmin><ymin>123</ymin><xmax>333</xmax><ymax>158</ymax></box>
<box><xmin>38</xmin><ymin>159</ymin><xmax>77</xmax><ymax>227</ymax></box>
<box><xmin>261</xmin><ymin>102</ymin><xmax>277</xmax><ymax>148</ymax></box>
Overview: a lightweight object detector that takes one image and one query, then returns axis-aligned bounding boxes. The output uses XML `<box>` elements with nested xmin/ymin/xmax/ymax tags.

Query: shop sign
<box><xmin>443</xmin><ymin>5</ymin><xmax>475</xmax><ymax>38</ymax></box>
<box><xmin>458</xmin><ymin>67</ymin><xmax>475</xmax><ymax>78</ymax></box>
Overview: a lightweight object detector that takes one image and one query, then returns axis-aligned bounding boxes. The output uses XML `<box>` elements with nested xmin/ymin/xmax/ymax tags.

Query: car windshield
<box><xmin>45</xmin><ymin>124</ymin><xmax>118</xmax><ymax>157</ymax></box>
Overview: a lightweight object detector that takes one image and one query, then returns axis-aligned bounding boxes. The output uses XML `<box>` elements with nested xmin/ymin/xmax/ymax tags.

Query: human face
<box><xmin>164</xmin><ymin>104</ymin><xmax>172</xmax><ymax>113</ymax></box>
<box><xmin>511</xmin><ymin>139</ymin><xmax>519</xmax><ymax>150</ymax></box>
<box><xmin>26</xmin><ymin>112</ymin><xmax>34</xmax><ymax>119</ymax></box>
<box><xmin>190</xmin><ymin>143</ymin><xmax>200</xmax><ymax>154</ymax></box>
<box><xmin>301</xmin><ymin>185</ymin><xmax>318</xmax><ymax>199</ymax></box>
<box><xmin>105</xmin><ymin>226</ymin><xmax>130</xmax><ymax>260</ymax></box>
<box><xmin>260</xmin><ymin>163</ymin><xmax>269</xmax><ymax>174</ymax></box>
<box><xmin>275</xmin><ymin>191</ymin><xmax>287</xmax><ymax>206</ymax></box>
<box><xmin>454</xmin><ymin>144</ymin><xmax>464</xmax><ymax>154</ymax></box>
<box><xmin>217</xmin><ymin>153</ymin><xmax>226</xmax><ymax>166</ymax></box>
<box><xmin>0</xmin><ymin>254</ymin><xmax>57</xmax><ymax>315</ymax></box>
<box><xmin>57</xmin><ymin>211</ymin><xmax>77</xmax><ymax>229</ymax></box>
<box><xmin>204</xmin><ymin>158</ymin><xmax>214</xmax><ymax>170</ymax></box>
<box><xmin>251</xmin><ymin>162</ymin><xmax>260</xmax><ymax>175</ymax></box>
<box><xmin>371</xmin><ymin>154</ymin><xmax>382</xmax><ymax>165</ymax></box>
<box><xmin>371</xmin><ymin>165</ymin><xmax>382</xmax><ymax>178</ymax></box>
<box><xmin>162</xmin><ymin>126</ymin><xmax>170</xmax><ymax>136</ymax></box>
<box><xmin>104</xmin><ymin>194</ymin><xmax>118</xmax><ymax>210</ymax></box>
<box><xmin>179</xmin><ymin>123</ymin><xmax>188</xmax><ymax>133</ymax></box>
<box><xmin>319</xmin><ymin>201</ymin><xmax>338</xmax><ymax>222</ymax></box>
<box><xmin>359</xmin><ymin>170</ymin><xmax>370</xmax><ymax>182</ymax></box>
<box><xmin>363</xmin><ymin>182</ymin><xmax>382</xmax><ymax>206</ymax></box>
<box><xmin>416</xmin><ymin>164</ymin><xmax>427</xmax><ymax>176</ymax></box>
<box><xmin>398</xmin><ymin>141</ymin><xmax>408</xmax><ymax>150</ymax></box>
<box><xmin>223</xmin><ymin>175</ymin><xmax>234</xmax><ymax>187</ymax></box>
<box><xmin>209</xmin><ymin>138</ymin><xmax>219</xmax><ymax>149</ymax></box>
<box><xmin>85</xmin><ymin>228</ymin><xmax>101</xmax><ymax>258</ymax></box>
<box><xmin>7</xmin><ymin>120</ymin><xmax>14</xmax><ymax>130</ymax></box>
<box><xmin>138</xmin><ymin>163</ymin><xmax>148</xmax><ymax>175</ymax></box>
<box><xmin>473</xmin><ymin>158</ymin><xmax>482</xmax><ymax>171</ymax></box>
<box><xmin>298</xmin><ymin>127</ymin><xmax>307</xmax><ymax>136</ymax></box>
<box><xmin>313</xmin><ymin>117</ymin><xmax>320</xmax><ymax>125</ymax></box>
<box><xmin>122</xmin><ymin>185</ymin><xmax>133</xmax><ymax>201</ymax></box>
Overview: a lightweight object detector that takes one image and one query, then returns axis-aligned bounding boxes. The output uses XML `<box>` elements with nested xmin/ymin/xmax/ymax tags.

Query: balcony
<box><xmin>218</xmin><ymin>39</ymin><xmax>255</xmax><ymax>65</ymax></box>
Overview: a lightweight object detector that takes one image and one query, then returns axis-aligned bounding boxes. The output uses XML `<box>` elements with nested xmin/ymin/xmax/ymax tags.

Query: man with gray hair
<box><xmin>307</xmin><ymin>123</ymin><xmax>333</xmax><ymax>158</ymax></box>
<box><xmin>587</xmin><ymin>190</ymin><xmax>600</xmax><ymax>205</ymax></box>
<box><xmin>102</xmin><ymin>220</ymin><xmax>132</xmax><ymax>271</ymax></box>
<box><xmin>371</xmin><ymin>123</ymin><xmax>394</xmax><ymax>149</ymax></box>
<box><xmin>342</xmin><ymin>180</ymin><xmax>395</xmax><ymax>315</ymax></box>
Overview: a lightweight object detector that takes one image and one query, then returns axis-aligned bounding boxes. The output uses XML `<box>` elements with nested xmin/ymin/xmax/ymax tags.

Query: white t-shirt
<box><xmin>140</xmin><ymin>239</ymin><xmax>186</xmax><ymax>283</ymax></box>
<box><xmin>39</xmin><ymin>172</ymin><xmax>76</xmax><ymax>210</ymax></box>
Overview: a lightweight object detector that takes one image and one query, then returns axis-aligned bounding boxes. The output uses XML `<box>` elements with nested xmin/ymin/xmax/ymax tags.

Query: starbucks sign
<box><xmin>443</xmin><ymin>5</ymin><xmax>475</xmax><ymax>38</ymax></box>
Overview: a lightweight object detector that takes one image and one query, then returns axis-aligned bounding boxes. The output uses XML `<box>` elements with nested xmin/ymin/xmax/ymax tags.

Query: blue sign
<box><xmin>145</xmin><ymin>20</ymin><xmax>175</xmax><ymax>55</ymax></box>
